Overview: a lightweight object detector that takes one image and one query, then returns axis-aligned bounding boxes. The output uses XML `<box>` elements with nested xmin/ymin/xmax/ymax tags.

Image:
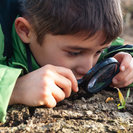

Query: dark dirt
<box><xmin>0</xmin><ymin>87</ymin><xmax>133</xmax><ymax>133</ymax></box>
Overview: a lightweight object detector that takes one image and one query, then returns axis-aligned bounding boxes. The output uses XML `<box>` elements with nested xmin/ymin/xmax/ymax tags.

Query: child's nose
<box><xmin>84</xmin><ymin>57</ymin><xmax>94</xmax><ymax>70</ymax></box>
<box><xmin>76</xmin><ymin>57</ymin><xmax>94</xmax><ymax>75</ymax></box>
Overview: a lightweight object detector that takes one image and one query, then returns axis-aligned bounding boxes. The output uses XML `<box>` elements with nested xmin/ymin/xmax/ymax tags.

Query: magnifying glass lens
<box><xmin>86</xmin><ymin>63</ymin><xmax>119</xmax><ymax>93</ymax></box>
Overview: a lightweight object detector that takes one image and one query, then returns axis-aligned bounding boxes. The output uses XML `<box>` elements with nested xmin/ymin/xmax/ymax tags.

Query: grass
<box><xmin>114</xmin><ymin>87</ymin><xmax>130</xmax><ymax>110</ymax></box>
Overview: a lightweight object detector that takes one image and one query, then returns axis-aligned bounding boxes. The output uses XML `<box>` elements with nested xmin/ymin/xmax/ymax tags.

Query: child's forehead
<box><xmin>72</xmin><ymin>31</ymin><xmax>109</xmax><ymax>44</ymax></box>
<box><xmin>43</xmin><ymin>31</ymin><xmax>110</xmax><ymax>49</ymax></box>
<box><xmin>54</xmin><ymin>31</ymin><xmax>110</xmax><ymax>49</ymax></box>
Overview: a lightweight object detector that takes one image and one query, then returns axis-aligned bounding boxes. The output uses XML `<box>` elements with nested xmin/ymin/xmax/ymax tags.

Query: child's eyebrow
<box><xmin>65</xmin><ymin>46</ymin><xmax>109</xmax><ymax>51</ymax></box>
<box><xmin>66</xmin><ymin>46</ymin><xmax>91</xmax><ymax>51</ymax></box>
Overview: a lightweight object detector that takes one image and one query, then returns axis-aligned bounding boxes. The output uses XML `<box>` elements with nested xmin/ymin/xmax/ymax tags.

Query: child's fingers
<box><xmin>112</xmin><ymin>70</ymin><xmax>129</xmax><ymax>86</ymax></box>
<box><xmin>112</xmin><ymin>78</ymin><xmax>133</xmax><ymax>88</ymax></box>
<box><xmin>113</xmin><ymin>57</ymin><xmax>133</xmax><ymax>81</ymax></box>
<box><xmin>119</xmin><ymin>54</ymin><xmax>133</xmax><ymax>72</ymax></box>
<box><xmin>54</xmin><ymin>66</ymin><xmax>78</xmax><ymax>92</ymax></box>
<box><xmin>43</xmin><ymin>65</ymin><xmax>78</xmax><ymax>93</ymax></box>
<box><xmin>112</xmin><ymin>67</ymin><xmax>133</xmax><ymax>87</ymax></box>
<box><xmin>114</xmin><ymin>52</ymin><xmax>132</xmax><ymax>71</ymax></box>
<box><xmin>41</xmin><ymin>79</ymin><xmax>66</xmax><ymax>106</ymax></box>
<box><xmin>44</xmin><ymin>73</ymin><xmax>73</xmax><ymax>104</ymax></box>
<box><xmin>51</xmin><ymin>85</ymin><xmax>66</xmax><ymax>102</ymax></box>
<box><xmin>54</xmin><ymin>74</ymin><xmax>72</xmax><ymax>98</ymax></box>
<box><xmin>112</xmin><ymin>52</ymin><xmax>133</xmax><ymax>88</ymax></box>
<box><xmin>43</xmin><ymin>91</ymin><xmax>57</xmax><ymax>108</ymax></box>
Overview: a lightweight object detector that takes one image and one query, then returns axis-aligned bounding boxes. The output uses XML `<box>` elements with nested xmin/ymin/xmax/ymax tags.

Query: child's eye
<box><xmin>95</xmin><ymin>50</ymin><xmax>102</xmax><ymax>56</ymax></box>
<box><xmin>67</xmin><ymin>51</ymin><xmax>82</xmax><ymax>56</ymax></box>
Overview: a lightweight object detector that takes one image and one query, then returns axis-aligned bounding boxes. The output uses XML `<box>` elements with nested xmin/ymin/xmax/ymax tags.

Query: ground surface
<box><xmin>0</xmin><ymin>29</ymin><xmax>133</xmax><ymax>133</ymax></box>
<box><xmin>0</xmin><ymin>88</ymin><xmax>133</xmax><ymax>133</ymax></box>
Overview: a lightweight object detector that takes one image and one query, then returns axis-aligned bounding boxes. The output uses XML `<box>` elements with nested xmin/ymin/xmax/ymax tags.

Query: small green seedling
<box><xmin>114</xmin><ymin>87</ymin><xmax>130</xmax><ymax>110</ymax></box>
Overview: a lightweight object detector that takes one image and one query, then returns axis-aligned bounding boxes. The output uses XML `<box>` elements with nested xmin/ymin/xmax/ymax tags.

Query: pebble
<box><xmin>85</xmin><ymin>110</ymin><xmax>93</xmax><ymax>116</ymax></box>
<box><xmin>81</xmin><ymin>97</ymin><xmax>86</xmax><ymax>103</ymax></box>
<box><xmin>26</xmin><ymin>127</ymin><xmax>31</xmax><ymax>132</ymax></box>
<box><xmin>82</xmin><ymin>104</ymin><xmax>87</xmax><ymax>110</ymax></box>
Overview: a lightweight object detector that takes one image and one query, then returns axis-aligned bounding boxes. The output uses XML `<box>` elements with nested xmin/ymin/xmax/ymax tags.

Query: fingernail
<box><xmin>121</xmin><ymin>66</ymin><xmax>125</xmax><ymax>71</ymax></box>
<box><xmin>113</xmin><ymin>78</ymin><xmax>118</xmax><ymax>84</ymax></box>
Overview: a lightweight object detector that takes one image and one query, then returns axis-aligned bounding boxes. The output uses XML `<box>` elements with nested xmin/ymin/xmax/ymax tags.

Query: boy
<box><xmin>0</xmin><ymin>0</ymin><xmax>133</xmax><ymax>123</ymax></box>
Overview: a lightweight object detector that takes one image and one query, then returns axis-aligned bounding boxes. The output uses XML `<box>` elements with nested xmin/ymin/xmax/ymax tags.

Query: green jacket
<box><xmin>0</xmin><ymin>23</ymin><xmax>40</xmax><ymax>123</ymax></box>
<box><xmin>0</xmin><ymin>23</ymin><xmax>133</xmax><ymax>123</ymax></box>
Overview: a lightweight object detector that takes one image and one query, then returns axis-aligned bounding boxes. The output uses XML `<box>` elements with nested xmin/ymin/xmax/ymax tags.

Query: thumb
<box><xmin>113</xmin><ymin>52</ymin><xmax>132</xmax><ymax>71</ymax></box>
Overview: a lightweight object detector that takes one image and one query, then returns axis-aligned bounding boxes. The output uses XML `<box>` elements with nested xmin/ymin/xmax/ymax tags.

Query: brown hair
<box><xmin>19</xmin><ymin>0</ymin><xmax>123</xmax><ymax>44</ymax></box>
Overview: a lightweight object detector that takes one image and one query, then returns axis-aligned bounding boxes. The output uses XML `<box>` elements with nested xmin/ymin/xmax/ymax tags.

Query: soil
<box><xmin>0</xmin><ymin>88</ymin><xmax>133</xmax><ymax>133</ymax></box>
<box><xmin>0</xmin><ymin>29</ymin><xmax>133</xmax><ymax>133</ymax></box>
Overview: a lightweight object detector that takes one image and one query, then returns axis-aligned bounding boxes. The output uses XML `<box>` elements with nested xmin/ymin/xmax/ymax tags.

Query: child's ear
<box><xmin>15</xmin><ymin>17</ymin><xmax>33</xmax><ymax>43</ymax></box>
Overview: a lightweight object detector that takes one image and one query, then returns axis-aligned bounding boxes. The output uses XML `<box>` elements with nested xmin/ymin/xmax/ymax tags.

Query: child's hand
<box><xmin>10</xmin><ymin>65</ymin><xmax>78</xmax><ymax>107</ymax></box>
<box><xmin>112</xmin><ymin>52</ymin><xmax>133</xmax><ymax>88</ymax></box>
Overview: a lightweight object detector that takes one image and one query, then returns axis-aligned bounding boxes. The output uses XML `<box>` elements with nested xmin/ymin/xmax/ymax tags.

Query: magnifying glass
<box><xmin>78</xmin><ymin>57</ymin><xmax>120</xmax><ymax>93</ymax></box>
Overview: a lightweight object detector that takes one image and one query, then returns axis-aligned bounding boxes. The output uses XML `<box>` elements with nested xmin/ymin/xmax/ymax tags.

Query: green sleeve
<box><xmin>98</xmin><ymin>37</ymin><xmax>124</xmax><ymax>61</ymax></box>
<box><xmin>0</xmin><ymin>24</ymin><xmax>26</xmax><ymax>123</ymax></box>
<box><xmin>110</xmin><ymin>37</ymin><xmax>124</xmax><ymax>46</ymax></box>
<box><xmin>0</xmin><ymin>65</ymin><xmax>22</xmax><ymax>123</ymax></box>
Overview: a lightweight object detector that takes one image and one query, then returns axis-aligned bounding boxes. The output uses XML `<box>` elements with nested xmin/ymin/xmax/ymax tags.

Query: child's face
<box><xmin>30</xmin><ymin>31</ymin><xmax>110</xmax><ymax>79</ymax></box>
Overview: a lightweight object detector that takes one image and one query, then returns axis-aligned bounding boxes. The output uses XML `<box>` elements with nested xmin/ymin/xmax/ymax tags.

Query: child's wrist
<box><xmin>9</xmin><ymin>78</ymin><xmax>24</xmax><ymax>105</ymax></box>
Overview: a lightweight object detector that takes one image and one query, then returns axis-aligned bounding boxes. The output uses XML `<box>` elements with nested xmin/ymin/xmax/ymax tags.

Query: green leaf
<box><xmin>125</xmin><ymin>88</ymin><xmax>130</xmax><ymax>102</ymax></box>
<box><xmin>115</xmin><ymin>87</ymin><xmax>125</xmax><ymax>106</ymax></box>
<box><xmin>118</xmin><ymin>105</ymin><xmax>125</xmax><ymax>110</ymax></box>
